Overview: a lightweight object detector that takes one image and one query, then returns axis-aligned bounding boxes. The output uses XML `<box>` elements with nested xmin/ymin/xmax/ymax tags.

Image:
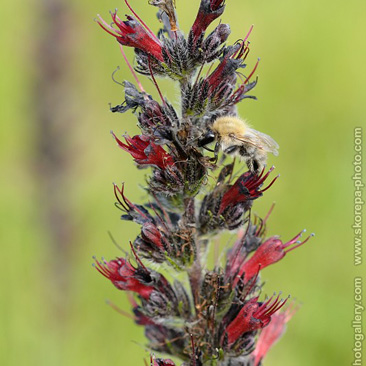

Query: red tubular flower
<box><xmin>219</xmin><ymin>167</ymin><xmax>278</xmax><ymax>214</ymax></box>
<box><xmin>239</xmin><ymin>230</ymin><xmax>314</xmax><ymax>282</ymax></box>
<box><xmin>225</xmin><ymin>294</ymin><xmax>288</xmax><ymax>345</ymax></box>
<box><xmin>226</xmin><ymin>207</ymin><xmax>275</xmax><ymax>286</ymax></box>
<box><xmin>252</xmin><ymin>305</ymin><xmax>297</xmax><ymax>366</ymax></box>
<box><xmin>205</xmin><ymin>56</ymin><xmax>232</xmax><ymax>91</ymax></box>
<box><xmin>191</xmin><ymin>0</ymin><xmax>225</xmax><ymax>41</ymax></box>
<box><xmin>96</xmin><ymin>12</ymin><xmax>164</xmax><ymax>61</ymax></box>
<box><xmin>206</xmin><ymin>32</ymin><xmax>254</xmax><ymax>91</ymax></box>
<box><xmin>94</xmin><ymin>257</ymin><xmax>154</xmax><ymax>299</ymax></box>
<box><xmin>112</xmin><ymin>133</ymin><xmax>175</xmax><ymax>169</ymax></box>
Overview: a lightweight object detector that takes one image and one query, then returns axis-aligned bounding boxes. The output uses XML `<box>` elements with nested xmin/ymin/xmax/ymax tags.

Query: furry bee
<box><xmin>198</xmin><ymin>116</ymin><xmax>279</xmax><ymax>173</ymax></box>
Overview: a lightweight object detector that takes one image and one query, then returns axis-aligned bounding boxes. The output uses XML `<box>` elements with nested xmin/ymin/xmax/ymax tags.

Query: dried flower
<box><xmin>95</xmin><ymin>1</ymin><xmax>313</xmax><ymax>365</ymax></box>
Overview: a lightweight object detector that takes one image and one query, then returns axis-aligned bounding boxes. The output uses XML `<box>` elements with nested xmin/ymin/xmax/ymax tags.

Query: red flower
<box><xmin>225</xmin><ymin>294</ymin><xmax>288</xmax><ymax>345</ymax></box>
<box><xmin>94</xmin><ymin>257</ymin><xmax>154</xmax><ymax>299</ymax></box>
<box><xmin>238</xmin><ymin>230</ymin><xmax>313</xmax><ymax>282</ymax></box>
<box><xmin>112</xmin><ymin>133</ymin><xmax>174</xmax><ymax>169</ymax></box>
<box><xmin>191</xmin><ymin>0</ymin><xmax>225</xmax><ymax>42</ymax></box>
<box><xmin>225</xmin><ymin>207</ymin><xmax>274</xmax><ymax>286</ymax></box>
<box><xmin>206</xmin><ymin>33</ymin><xmax>254</xmax><ymax>90</ymax></box>
<box><xmin>252</xmin><ymin>305</ymin><xmax>297</xmax><ymax>366</ymax></box>
<box><xmin>205</xmin><ymin>56</ymin><xmax>232</xmax><ymax>92</ymax></box>
<box><xmin>97</xmin><ymin>11</ymin><xmax>164</xmax><ymax>61</ymax></box>
<box><xmin>219</xmin><ymin>167</ymin><xmax>278</xmax><ymax>214</ymax></box>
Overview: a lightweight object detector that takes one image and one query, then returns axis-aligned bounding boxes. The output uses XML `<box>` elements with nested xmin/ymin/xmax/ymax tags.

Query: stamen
<box><xmin>96</xmin><ymin>14</ymin><xmax>117</xmax><ymax>32</ymax></box>
<box><xmin>260</xmin><ymin>174</ymin><xmax>279</xmax><ymax>193</ymax></box>
<box><xmin>244</xmin><ymin>58</ymin><xmax>260</xmax><ymax>84</ymax></box>
<box><xmin>96</xmin><ymin>18</ymin><xmax>120</xmax><ymax>38</ymax></box>
<box><xmin>243</xmin><ymin>25</ymin><xmax>254</xmax><ymax>45</ymax></box>
<box><xmin>286</xmin><ymin>229</ymin><xmax>307</xmax><ymax>245</ymax></box>
<box><xmin>114</xmin><ymin>183</ymin><xmax>149</xmax><ymax>220</ymax></box>
<box><xmin>257</xmin><ymin>166</ymin><xmax>275</xmax><ymax>187</ymax></box>
<box><xmin>106</xmin><ymin>299</ymin><xmax>135</xmax><ymax>319</ymax></box>
<box><xmin>113</xmin><ymin>183</ymin><xmax>129</xmax><ymax>211</ymax></box>
<box><xmin>130</xmin><ymin>241</ymin><xmax>149</xmax><ymax>272</ymax></box>
<box><xmin>263</xmin><ymin>202</ymin><xmax>275</xmax><ymax>225</ymax></box>
<box><xmin>119</xmin><ymin>44</ymin><xmax>146</xmax><ymax>93</ymax></box>
<box><xmin>111</xmin><ymin>66</ymin><xmax>124</xmax><ymax>86</ymax></box>
<box><xmin>148</xmin><ymin>55</ymin><xmax>166</xmax><ymax>106</ymax></box>
<box><xmin>285</xmin><ymin>233</ymin><xmax>314</xmax><ymax>254</ymax></box>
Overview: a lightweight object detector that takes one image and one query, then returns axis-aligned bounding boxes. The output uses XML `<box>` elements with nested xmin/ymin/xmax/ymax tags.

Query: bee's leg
<box><xmin>202</xmin><ymin>145</ymin><xmax>215</xmax><ymax>153</ymax></box>
<box><xmin>209</xmin><ymin>142</ymin><xmax>220</xmax><ymax>163</ymax></box>
<box><xmin>246</xmin><ymin>159</ymin><xmax>254</xmax><ymax>173</ymax></box>
<box><xmin>251</xmin><ymin>159</ymin><xmax>260</xmax><ymax>174</ymax></box>
<box><xmin>237</xmin><ymin>146</ymin><xmax>251</xmax><ymax>172</ymax></box>
<box><xmin>253</xmin><ymin>155</ymin><xmax>267</xmax><ymax>175</ymax></box>
<box><xmin>224</xmin><ymin>146</ymin><xmax>240</xmax><ymax>155</ymax></box>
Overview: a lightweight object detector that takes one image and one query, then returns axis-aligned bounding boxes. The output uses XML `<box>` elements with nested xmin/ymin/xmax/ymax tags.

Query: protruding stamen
<box><xmin>129</xmin><ymin>241</ymin><xmax>149</xmax><ymax>272</ymax></box>
<box><xmin>260</xmin><ymin>174</ymin><xmax>279</xmax><ymax>193</ymax></box>
<box><xmin>243</xmin><ymin>24</ymin><xmax>254</xmax><ymax>45</ymax></box>
<box><xmin>245</xmin><ymin>58</ymin><xmax>260</xmax><ymax>84</ymax></box>
<box><xmin>263</xmin><ymin>202</ymin><xmax>275</xmax><ymax>225</ymax></box>
<box><xmin>106</xmin><ymin>299</ymin><xmax>135</xmax><ymax>319</ymax></box>
<box><xmin>119</xmin><ymin>44</ymin><xmax>146</xmax><ymax>93</ymax></box>
<box><xmin>285</xmin><ymin>233</ymin><xmax>314</xmax><ymax>254</ymax></box>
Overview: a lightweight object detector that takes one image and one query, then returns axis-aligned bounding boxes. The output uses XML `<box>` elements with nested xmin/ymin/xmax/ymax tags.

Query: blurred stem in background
<box><xmin>34</xmin><ymin>0</ymin><xmax>75</xmax><ymax>316</ymax></box>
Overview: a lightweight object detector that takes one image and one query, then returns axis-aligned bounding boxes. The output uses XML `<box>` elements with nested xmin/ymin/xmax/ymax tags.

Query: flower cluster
<box><xmin>95</xmin><ymin>1</ymin><xmax>312</xmax><ymax>365</ymax></box>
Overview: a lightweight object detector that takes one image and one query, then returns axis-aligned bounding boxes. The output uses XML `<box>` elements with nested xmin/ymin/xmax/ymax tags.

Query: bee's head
<box><xmin>198</xmin><ymin>130</ymin><xmax>216</xmax><ymax>147</ymax></box>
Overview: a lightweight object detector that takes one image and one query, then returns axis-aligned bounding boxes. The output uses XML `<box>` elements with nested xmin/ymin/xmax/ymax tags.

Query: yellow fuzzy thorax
<box><xmin>211</xmin><ymin>116</ymin><xmax>248</xmax><ymax>137</ymax></box>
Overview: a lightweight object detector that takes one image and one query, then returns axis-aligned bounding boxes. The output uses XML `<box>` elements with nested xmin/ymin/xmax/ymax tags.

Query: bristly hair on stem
<box><xmin>94</xmin><ymin>1</ymin><xmax>313</xmax><ymax>365</ymax></box>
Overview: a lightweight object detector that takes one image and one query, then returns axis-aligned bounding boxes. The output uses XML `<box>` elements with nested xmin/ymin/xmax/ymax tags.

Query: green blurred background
<box><xmin>1</xmin><ymin>0</ymin><xmax>365</xmax><ymax>365</ymax></box>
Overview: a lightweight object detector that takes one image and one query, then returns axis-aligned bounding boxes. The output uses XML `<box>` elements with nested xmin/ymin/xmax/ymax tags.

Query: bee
<box><xmin>198</xmin><ymin>116</ymin><xmax>279</xmax><ymax>173</ymax></box>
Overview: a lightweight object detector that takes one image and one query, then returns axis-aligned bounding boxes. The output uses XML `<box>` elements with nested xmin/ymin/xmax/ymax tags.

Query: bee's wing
<box><xmin>234</xmin><ymin>128</ymin><xmax>279</xmax><ymax>156</ymax></box>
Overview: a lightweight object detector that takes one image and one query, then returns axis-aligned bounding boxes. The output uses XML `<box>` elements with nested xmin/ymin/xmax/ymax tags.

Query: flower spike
<box><xmin>95</xmin><ymin>1</ymin><xmax>313</xmax><ymax>365</ymax></box>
